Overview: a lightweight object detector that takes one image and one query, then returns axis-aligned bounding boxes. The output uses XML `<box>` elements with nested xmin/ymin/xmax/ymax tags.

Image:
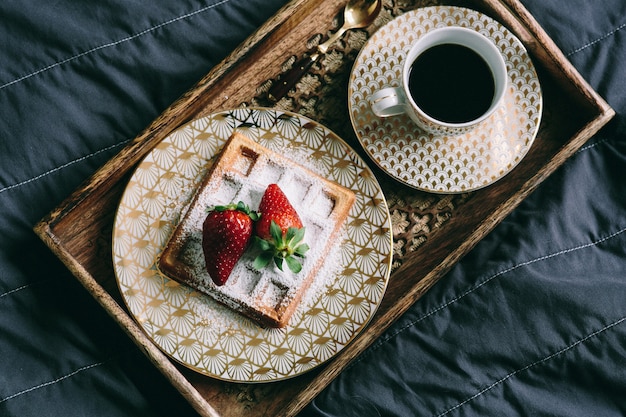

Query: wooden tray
<box><xmin>35</xmin><ymin>0</ymin><xmax>614</xmax><ymax>416</ymax></box>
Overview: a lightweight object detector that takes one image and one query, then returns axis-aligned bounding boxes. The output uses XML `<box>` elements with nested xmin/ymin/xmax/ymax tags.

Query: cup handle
<box><xmin>370</xmin><ymin>87</ymin><xmax>407</xmax><ymax>117</ymax></box>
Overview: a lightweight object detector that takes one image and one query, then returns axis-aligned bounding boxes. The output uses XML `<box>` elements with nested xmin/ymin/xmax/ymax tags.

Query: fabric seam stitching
<box><xmin>0</xmin><ymin>140</ymin><xmax>128</xmax><ymax>195</ymax></box>
<box><xmin>0</xmin><ymin>360</ymin><xmax>108</xmax><ymax>404</ymax></box>
<box><xmin>0</xmin><ymin>0</ymin><xmax>233</xmax><ymax>91</ymax></box>
<box><xmin>566</xmin><ymin>22</ymin><xmax>626</xmax><ymax>56</ymax></box>
<box><xmin>0</xmin><ymin>281</ymin><xmax>45</xmax><ymax>300</ymax></box>
<box><xmin>3</xmin><ymin>14</ymin><xmax>618</xmax><ymax>195</ymax></box>
<box><xmin>349</xmin><ymin>224</ymin><xmax>626</xmax><ymax>368</ymax></box>
<box><xmin>434</xmin><ymin>316</ymin><xmax>626</xmax><ymax>417</ymax></box>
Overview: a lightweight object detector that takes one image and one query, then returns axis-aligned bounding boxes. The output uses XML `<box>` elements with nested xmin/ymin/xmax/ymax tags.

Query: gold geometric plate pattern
<box><xmin>112</xmin><ymin>107</ymin><xmax>393</xmax><ymax>382</ymax></box>
<box><xmin>349</xmin><ymin>6</ymin><xmax>543</xmax><ymax>193</ymax></box>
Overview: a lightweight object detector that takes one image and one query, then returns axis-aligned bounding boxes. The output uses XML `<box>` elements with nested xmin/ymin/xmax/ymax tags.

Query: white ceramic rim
<box><xmin>402</xmin><ymin>26</ymin><xmax>508</xmax><ymax>129</ymax></box>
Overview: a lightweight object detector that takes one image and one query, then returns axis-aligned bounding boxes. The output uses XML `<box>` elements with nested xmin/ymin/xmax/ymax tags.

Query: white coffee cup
<box><xmin>369</xmin><ymin>26</ymin><xmax>507</xmax><ymax>135</ymax></box>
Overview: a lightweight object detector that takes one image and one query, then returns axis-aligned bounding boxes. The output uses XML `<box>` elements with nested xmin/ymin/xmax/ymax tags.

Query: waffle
<box><xmin>157</xmin><ymin>132</ymin><xmax>355</xmax><ymax>328</ymax></box>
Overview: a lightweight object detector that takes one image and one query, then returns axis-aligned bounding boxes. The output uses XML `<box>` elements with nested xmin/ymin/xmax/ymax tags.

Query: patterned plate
<box><xmin>112</xmin><ymin>108</ymin><xmax>393</xmax><ymax>382</ymax></box>
<box><xmin>349</xmin><ymin>6</ymin><xmax>542</xmax><ymax>193</ymax></box>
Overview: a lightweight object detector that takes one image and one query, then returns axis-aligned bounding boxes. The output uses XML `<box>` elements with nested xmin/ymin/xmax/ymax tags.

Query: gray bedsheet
<box><xmin>1</xmin><ymin>0</ymin><xmax>624</xmax><ymax>416</ymax></box>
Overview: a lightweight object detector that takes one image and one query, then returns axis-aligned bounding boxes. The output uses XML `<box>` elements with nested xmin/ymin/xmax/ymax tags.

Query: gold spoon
<box><xmin>268</xmin><ymin>0</ymin><xmax>382</xmax><ymax>102</ymax></box>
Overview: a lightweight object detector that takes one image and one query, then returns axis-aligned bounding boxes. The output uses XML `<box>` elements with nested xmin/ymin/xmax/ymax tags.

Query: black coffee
<box><xmin>407</xmin><ymin>43</ymin><xmax>495</xmax><ymax>124</ymax></box>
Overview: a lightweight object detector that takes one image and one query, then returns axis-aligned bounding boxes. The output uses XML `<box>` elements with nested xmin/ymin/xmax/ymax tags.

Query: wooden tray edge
<box><xmin>278</xmin><ymin>111</ymin><xmax>614</xmax><ymax>417</ymax></box>
<box><xmin>34</xmin><ymin>0</ymin><xmax>309</xmax><ymax>234</ymax></box>
<box><xmin>276</xmin><ymin>0</ymin><xmax>617</xmax><ymax>413</ymax></box>
<box><xmin>32</xmin><ymin>0</ymin><xmax>616</xmax><ymax>416</ymax></box>
<box><xmin>489</xmin><ymin>0</ymin><xmax>613</xmax><ymax>116</ymax></box>
<box><xmin>32</xmin><ymin>2</ymin><xmax>319</xmax><ymax>416</ymax></box>
<box><xmin>33</xmin><ymin>222</ymin><xmax>222</xmax><ymax>417</ymax></box>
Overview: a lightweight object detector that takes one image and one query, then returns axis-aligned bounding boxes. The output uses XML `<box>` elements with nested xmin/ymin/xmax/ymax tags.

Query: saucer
<box><xmin>349</xmin><ymin>6</ymin><xmax>542</xmax><ymax>193</ymax></box>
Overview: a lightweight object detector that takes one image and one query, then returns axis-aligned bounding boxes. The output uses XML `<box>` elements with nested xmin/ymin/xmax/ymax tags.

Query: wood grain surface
<box><xmin>35</xmin><ymin>0</ymin><xmax>613</xmax><ymax>416</ymax></box>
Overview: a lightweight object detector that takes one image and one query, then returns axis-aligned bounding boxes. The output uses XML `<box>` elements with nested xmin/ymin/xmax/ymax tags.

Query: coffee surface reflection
<box><xmin>407</xmin><ymin>43</ymin><xmax>495</xmax><ymax>124</ymax></box>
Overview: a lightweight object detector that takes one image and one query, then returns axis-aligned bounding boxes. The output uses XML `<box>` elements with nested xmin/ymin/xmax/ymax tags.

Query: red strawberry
<box><xmin>202</xmin><ymin>201</ymin><xmax>259</xmax><ymax>286</ymax></box>
<box><xmin>253</xmin><ymin>184</ymin><xmax>309</xmax><ymax>273</ymax></box>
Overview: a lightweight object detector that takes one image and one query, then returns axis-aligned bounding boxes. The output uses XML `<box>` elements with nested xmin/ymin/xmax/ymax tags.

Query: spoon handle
<box><xmin>268</xmin><ymin>53</ymin><xmax>319</xmax><ymax>102</ymax></box>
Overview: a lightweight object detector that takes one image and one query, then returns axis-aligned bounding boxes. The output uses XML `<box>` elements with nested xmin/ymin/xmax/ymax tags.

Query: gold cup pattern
<box><xmin>349</xmin><ymin>6</ymin><xmax>542</xmax><ymax>193</ymax></box>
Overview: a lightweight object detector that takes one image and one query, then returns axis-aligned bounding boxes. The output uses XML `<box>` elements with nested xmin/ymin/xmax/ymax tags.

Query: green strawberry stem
<box><xmin>207</xmin><ymin>201</ymin><xmax>259</xmax><ymax>220</ymax></box>
<box><xmin>253</xmin><ymin>220</ymin><xmax>309</xmax><ymax>273</ymax></box>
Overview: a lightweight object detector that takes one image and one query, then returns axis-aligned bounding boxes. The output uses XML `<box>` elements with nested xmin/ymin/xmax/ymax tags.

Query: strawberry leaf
<box><xmin>253</xmin><ymin>236</ymin><xmax>272</xmax><ymax>251</ymax></box>
<box><xmin>252</xmin><ymin>220</ymin><xmax>308</xmax><ymax>274</ymax></box>
<box><xmin>274</xmin><ymin>256</ymin><xmax>285</xmax><ymax>271</ymax></box>
<box><xmin>289</xmin><ymin>226</ymin><xmax>306</xmax><ymax>244</ymax></box>
<box><xmin>285</xmin><ymin>256</ymin><xmax>303</xmax><ymax>274</ymax></box>
<box><xmin>253</xmin><ymin>251</ymin><xmax>273</xmax><ymax>270</ymax></box>
<box><xmin>294</xmin><ymin>243</ymin><xmax>310</xmax><ymax>257</ymax></box>
<box><xmin>285</xmin><ymin>226</ymin><xmax>297</xmax><ymax>241</ymax></box>
<box><xmin>207</xmin><ymin>201</ymin><xmax>259</xmax><ymax>220</ymax></box>
<box><xmin>269</xmin><ymin>220</ymin><xmax>283</xmax><ymax>244</ymax></box>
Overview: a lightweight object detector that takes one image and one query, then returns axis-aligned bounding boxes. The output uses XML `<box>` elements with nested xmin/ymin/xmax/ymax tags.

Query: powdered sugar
<box><xmin>163</xmin><ymin>133</ymin><xmax>354</xmax><ymax>327</ymax></box>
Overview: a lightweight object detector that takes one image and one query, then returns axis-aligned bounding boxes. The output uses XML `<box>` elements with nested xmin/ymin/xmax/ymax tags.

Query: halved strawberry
<box><xmin>202</xmin><ymin>201</ymin><xmax>259</xmax><ymax>286</ymax></box>
<box><xmin>253</xmin><ymin>184</ymin><xmax>309</xmax><ymax>273</ymax></box>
